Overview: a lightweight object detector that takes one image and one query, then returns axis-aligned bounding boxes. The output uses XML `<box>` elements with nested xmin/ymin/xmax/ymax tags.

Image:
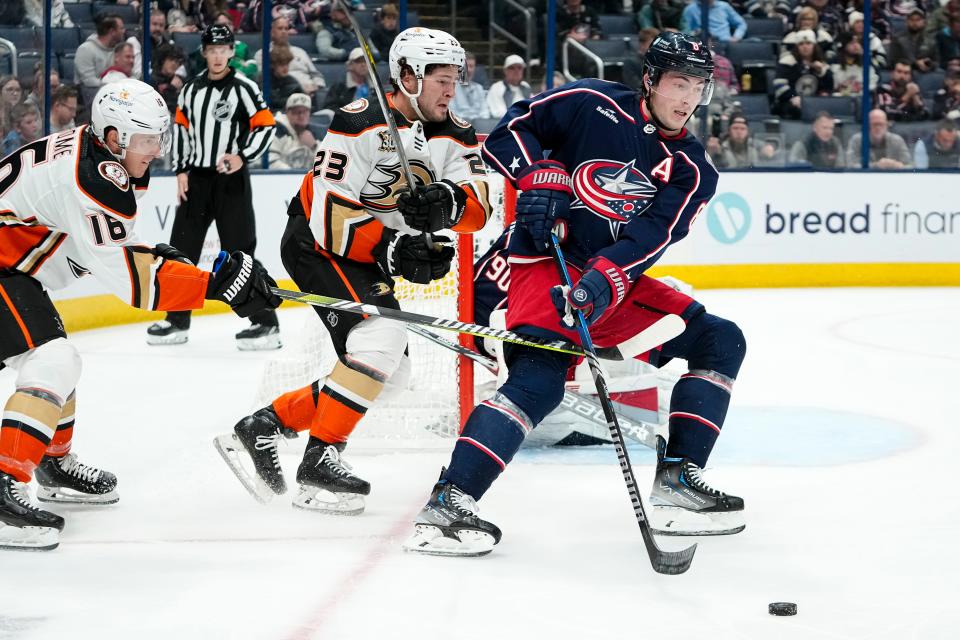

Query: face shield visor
<box><xmin>125</xmin><ymin>130</ymin><xmax>172</xmax><ymax>156</ymax></box>
<box><xmin>650</xmin><ymin>71</ymin><xmax>715</xmax><ymax>106</ymax></box>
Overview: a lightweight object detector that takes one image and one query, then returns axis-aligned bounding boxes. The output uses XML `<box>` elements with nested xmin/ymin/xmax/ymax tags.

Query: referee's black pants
<box><xmin>165</xmin><ymin>166</ymin><xmax>278</xmax><ymax>329</ymax></box>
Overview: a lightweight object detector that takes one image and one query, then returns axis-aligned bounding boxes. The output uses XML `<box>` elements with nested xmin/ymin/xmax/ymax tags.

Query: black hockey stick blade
<box><xmin>646</xmin><ymin>537</ymin><xmax>698</xmax><ymax>575</ymax></box>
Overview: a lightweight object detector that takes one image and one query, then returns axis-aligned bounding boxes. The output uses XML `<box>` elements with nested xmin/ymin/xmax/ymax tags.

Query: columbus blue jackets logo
<box><xmin>571</xmin><ymin>159</ymin><xmax>657</xmax><ymax>222</ymax></box>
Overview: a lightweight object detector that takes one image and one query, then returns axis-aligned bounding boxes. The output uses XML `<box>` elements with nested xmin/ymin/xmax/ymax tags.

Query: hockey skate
<box><xmin>0</xmin><ymin>471</ymin><xmax>64</xmax><ymax>551</ymax></box>
<box><xmin>214</xmin><ymin>407</ymin><xmax>293</xmax><ymax>504</ymax></box>
<box><xmin>649</xmin><ymin>436</ymin><xmax>745</xmax><ymax>536</ymax></box>
<box><xmin>292</xmin><ymin>442</ymin><xmax>369</xmax><ymax>515</ymax></box>
<box><xmin>35</xmin><ymin>453</ymin><xmax>118</xmax><ymax>505</ymax></box>
<box><xmin>235</xmin><ymin>324</ymin><xmax>281</xmax><ymax>351</ymax></box>
<box><xmin>146</xmin><ymin>319</ymin><xmax>188</xmax><ymax>345</ymax></box>
<box><xmin>402</xmin><ymin>473</ymin><xmax>502</xmax><ymax>557</ymax></box>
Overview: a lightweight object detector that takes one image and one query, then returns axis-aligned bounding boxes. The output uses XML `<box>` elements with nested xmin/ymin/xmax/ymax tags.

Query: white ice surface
<box><xmin>0</xmin><ymin>288</ymin><xmax>957</xmax><ymax>640</ymax></box>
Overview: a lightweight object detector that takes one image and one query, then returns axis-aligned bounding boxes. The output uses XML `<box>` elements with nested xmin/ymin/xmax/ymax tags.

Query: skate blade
<box><xmin>401</xmin><ymin>524</ymin><xmax>495</xmax><ymax>557</ymax></box>
<box><xmin>651</xmin><ymin>504</ymin><xmax>746</xmax><ymax>536</ymax></box>
<box><xmin>36</xmin><ymin>485</ymin><xmax>118</xmax><ymax>505</ymax></box>
<box><xmin>236</xmin><ymin>334</ymin><xmax>282</xmax><ymax>351</ymax></box>
<box><xmin>213</xmin><ymin>434</ymin><xmax>280</xmax><ymax>504</ymax></box>
<box><xmin>146</xmin><ymin>333</ymin><xmax>188</xmax><ymax>345</ymax></box>
<box><xmin>0</xmin><ymin>523</ymin><xmax>60</xmax><ymax>551</ymax></box>
<box><xmin>292</xmin><ymin>485</ymin><xmax>365</xmax><ymax>515</ymax></box>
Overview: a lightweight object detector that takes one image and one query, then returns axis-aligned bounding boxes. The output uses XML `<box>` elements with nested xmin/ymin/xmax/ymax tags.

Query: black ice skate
<box><xmin>214</xmin><ymin>407</ymin><xmax>294</xmax><ymax>504</ymax></box>
<box><xmin>0</xmin><ymin>471</ymin><xmax>64</xmax><ymax>551</ymax></box>
<box><xmin>235</xmin><ymin>324</ymin><xmax>281</xmax><ymax>351</ymax></box>
<box><xmin>293</xmin><ymin>441</ymin><xmax>369</xmax><ymax>515</ymax></box>
<box><xmin>35</xmin><ymin>453</ymin><xmax>118</xmax><ymax>504</ymax></box>
<box><xmin>402</xmin><ymin>472</ymin><xmax>502</xmax><ymax>557</ymax></box>
<box><xmin>146</xmin><ymin>319</ymin><xmax>188</xmax><ymax>345</ymax></box>
<box><xmin>649</xmin><ymin>436</ymin><xmax>745</xmax><ymax>536</ymax></box>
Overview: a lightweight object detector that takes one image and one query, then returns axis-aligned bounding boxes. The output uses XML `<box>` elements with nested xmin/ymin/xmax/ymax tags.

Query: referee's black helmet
<box><xmin>202</xmin><ymin>24</ymin><xmax>235</xmax><ymax>47</ymax></box>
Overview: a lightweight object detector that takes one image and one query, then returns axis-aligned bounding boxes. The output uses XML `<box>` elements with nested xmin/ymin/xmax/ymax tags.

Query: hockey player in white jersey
<box><xmin>0</xmin><ymin>79</ymin><xmax>281</xmax><ymax>551</ymax></box>
<box><xmin>215</xmin><ymin>27</ymin><xmax>494</xmax><ymax>512</ymax></box>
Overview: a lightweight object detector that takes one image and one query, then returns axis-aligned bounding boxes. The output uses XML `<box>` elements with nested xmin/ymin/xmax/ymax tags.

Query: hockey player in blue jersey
<box><xmin>403</xmin><ymin>32</ymin><xmax>747</xmax><ymax>556</ymax></box>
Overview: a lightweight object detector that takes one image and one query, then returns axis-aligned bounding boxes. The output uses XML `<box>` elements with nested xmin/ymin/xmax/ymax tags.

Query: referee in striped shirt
<box><xmin>147</xmin><ymin>24</ymin><xmax>281</xmax><ymax>350</ymax></box>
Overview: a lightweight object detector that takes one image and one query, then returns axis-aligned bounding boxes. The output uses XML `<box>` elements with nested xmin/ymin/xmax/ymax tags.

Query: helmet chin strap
<box><xmin>399</xmin><ymin>77</ymin><xmax>428</xmax><ymax>121</ymax></box>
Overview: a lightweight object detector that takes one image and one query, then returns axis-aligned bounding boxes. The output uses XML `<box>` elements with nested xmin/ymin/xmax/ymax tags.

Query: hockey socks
<box><xmin>45</xmin><ymin>392</ymin><xmax>75</xmax><ymax>458</ymax></box>
<box><xmin>666</xmin><ymin>370</ymin><xmax>734</xmax><ymax>467</ymax></box>
<box><xmin>444</xmin><ymin>393</ymin><xmax>533</xmax><ymax>500</ymax></box>
<box><xmin>0</xmin><ymin>389</ymin><xmax>62</xmax><ymax>482</ymax></box>
<box><xmin>273</xmin><ymin>360</ymin><xmax>385</xmax><ymax>444</ymax></box>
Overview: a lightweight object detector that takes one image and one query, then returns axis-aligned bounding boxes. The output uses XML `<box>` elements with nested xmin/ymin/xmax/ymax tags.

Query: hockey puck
<box><xmin>768</xmin><ymin>602</ymin><xmax>797</xmax><ymax>616</ymax></box>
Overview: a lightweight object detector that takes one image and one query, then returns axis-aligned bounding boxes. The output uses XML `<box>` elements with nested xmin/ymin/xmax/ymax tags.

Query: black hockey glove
<box><xmin>206</xmin><ymin>251</ymin><xmax>282</xmax><ymax>318</ymax></box>
<box><xmin>514</xmin><ymin>159</ymin><xmax>573</xmax><ymax>252</ymax></box>
<box><xmin>373</xmin><ymin>230</ymin><xmax>455</xmax><ymax>285</ymax></box>
<box><xmin>396</xmin><ymin>180</ymin><xmax>467</xmax><ymax>232</ymax></box>
<box><xmin>153</xmin><ymin>243</ymin><xmax>194</xmax><ymax>266</ymax></box>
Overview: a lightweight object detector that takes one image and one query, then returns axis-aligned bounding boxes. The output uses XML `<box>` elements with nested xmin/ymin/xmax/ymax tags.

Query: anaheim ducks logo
<box><xmin>98</xmin><ymin>161</ymin><xmax>130</xmax><ymax>191</ymax></box>
<box><xmin>571</xmin><ymin>159</ymin><xmax>657</xmax><ymax>222</ymax></box>
<box><xmin>377</xmin><ymin>129</ymin><xmax>396</xmax><ymax>153</ymax></box>
<box><xmin>361</xmin><ymin>159</ymin><xmax>434</xmax><ymax>212</ymax></box>
<box><xmin>449</xmin><ymin>111</ymin><xmax>471</xmax><ymax>129</ymax></box>
<box><xmin>342</xmin><ymin>98</ymin><xmax>369</xmax><ymax>113</ymax></box>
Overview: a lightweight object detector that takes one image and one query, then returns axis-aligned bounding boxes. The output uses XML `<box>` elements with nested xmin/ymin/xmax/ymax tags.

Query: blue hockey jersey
<box><xmin>481</xmin><ymin>78</ymin><xmax>719</xmax><ymax>279</ymax></box>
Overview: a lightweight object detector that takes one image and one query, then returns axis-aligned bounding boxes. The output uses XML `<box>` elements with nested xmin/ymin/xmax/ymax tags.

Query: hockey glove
<box><xmin>207</xmin><ymin>251</ymin><xmax>282</xmax><ymax>318</ymax></box>
<box><xmin>396</xmin><ymin>180</ymin><xmax>467</xmax><ymax>232</ymax></box>
<box><xmin>153</xmin><ymin>243</ymin><xmax>194</xmax><ymax>266</ymax></box>
<box><xmin>373</xmin><ymin>230</ymin><xmax>455</xmax><ymax>285</ymax></box>
<box><xmin>551</xmin><ymin>257</ymin><xmax>628</xmax><ymax>328</ymax></box>
<box><xmin>515</xmin><ymin>159</ymin><xmax>573</xmax><ymax>252</ymax></box>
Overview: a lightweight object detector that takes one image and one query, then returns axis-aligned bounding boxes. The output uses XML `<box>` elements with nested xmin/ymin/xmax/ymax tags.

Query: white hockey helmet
<box><xmin>90</xmin><ymin>79</ymin><xmax>171</xmax><ymax>158</ymax></box>
<box><xmin>389</xmin><ymin>27</ymin><xmax>465</xmax><ymax>89</ymax></box>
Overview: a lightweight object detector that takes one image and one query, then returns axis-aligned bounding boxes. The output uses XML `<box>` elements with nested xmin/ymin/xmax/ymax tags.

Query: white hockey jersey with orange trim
<box><xmin>289</xmin><ymin>95</ymin><xmax>494</xmax><ymax>263</ymax></box>
<box><xmin>0</xmin><ymin>126</ymin><xmax>209</xmax><ymax>311</ymax></box>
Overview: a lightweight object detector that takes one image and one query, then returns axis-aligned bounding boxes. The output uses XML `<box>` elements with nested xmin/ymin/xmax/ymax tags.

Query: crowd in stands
<box><xmin>2</xmin><ymin>0</ymin><xmax>960</xmax><ymax>169</ymax></box>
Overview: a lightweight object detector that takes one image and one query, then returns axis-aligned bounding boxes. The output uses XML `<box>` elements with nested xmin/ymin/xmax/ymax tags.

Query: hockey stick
<box><xmin>550</xmin><ymin>235</ymin><xmax>696</xmax><ymax>575</ymax></box>
<box><xmin>270</xmin><ymin>286</ymin><xmax>680</xmax><ymax>360</ymax></box>
<box><xmin>406</xmin><ymin>324</ymin><xmax>660</xmax><ymax>448</ymax></box>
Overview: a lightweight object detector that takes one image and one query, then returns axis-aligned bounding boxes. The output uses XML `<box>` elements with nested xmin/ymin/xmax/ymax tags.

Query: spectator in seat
<box><xmin>890</xmin><ymin>8</ymin><xmax>939</xmax><ymax>73</ymax></box>
<box><xmin>75</xmin><ymin>13</ymin><xmax>126</xmax><ymax>88</ymax></box>
<box><xmin>487</xmin><ymin>54</ymin><xmax>532</xmax><ymax>118</ymax></box>
<box><xmin>166</xmin><ymin>8</ymin><xmax>199</xmax><ymax>34</ymax></box>
<box><xmin>2</xmin><ymin>103</ymin><xmax>41</xmax><ymax>156</ymax></box>
<box><xmin>0</xmin><ymin>75</ymin><xmax>24</xmax><ymax>138</ymax></box>
<box><xmin>932</xmin><ymin>70</ymin><xmax>960</xmax><ymax>119</ymax></box>
<box><xmin>23</xmin><ymin>67</ymin><xmax>59</xmax><ymax>110</ymax></box>
<box><xmin>269</xmin><ymin>93</ymin><xmax>323</xmax><ymax>170</ymax></box>
<box><xmin>831</xmin><ymin>32</ymin><xmax>876</xmax><ymax>95</ymax></box>
<box><xmin>784</xmin><ymin>6</ymin><xmax>835</xmax><ymax>58</ymax></box>
<box><xmin>623</xmin><ymin>28</ymin><xmax>660</xmax><ymax>90</ymax></box>
<box><xmin>745</xmin><ymin>0</ymin><xmax>792</xmax><ymax>23</ymax></box>
<box><xmin>846</xmin><ymin>11</ymin><xmax>887</xmax><ymax>70</ymax></box>
<box><xmin>558</xmin><ymin>0</ymin><xmax>604</xmax><ymax>41</ymax></box>
<box><xmin>269</xmin><ymin>45</ymin><xmax>306</xmax><ymax>111</ymax></box>
<box><xmin>708</xmin><ymin>114</ymin><xmax>783</xmax><ymax>168</ymax></box>
<box><xmin>370</xmin><ymin>3</ymin><xmax>400</xmax><ymax>54</ymax></box>
<box><xmin>23</xmin><ymin>0</ymin><xmax>73</xmax><ymax>28</ymax></box>
<box><xmin>255</xmin><ymin>16</ymin><xmax>326</xmax><ymax>96</ymax></box>
<box><xmin>637</xmin><ymin>0</ymin><xmax>687</xmax><ymax>31</ymax></box>
<box><xmin>152</xmin><ymin>48</ymin><xmax>187</xmax><ymax>113</ymax></box>
<box><xmin>323</xmin><ymin>47</ymin><xmax>376</xmax><ymax>111</ymax></box>
<box><xmin>926</xmin><ymin>0</ymin><xmax>960</xmax><ymax>42</ymax></box>
<box><xmin>316</xmin><ymin>3</ymin><xmax>364</xmax><ymax>62</ymax></box>
<box><xmin>846</xmin><ymin>108</ymin><xmax>912</xmax><ymax>167</ymax></box>
<box><xmin>876</xmin><ymin>60</ymin><xmax>929</xmax><ymax>121</ymax></box>
<box><xmin>914</xmin><ymin>118</ymin><xmax>960</xmax><ymax>167</ymax></box>
<box><xmin>936</xmin><ymin>17</ymin><xmax>960</xmax><ymax>66</ymax></box>
<box><xmin>683</xmin><ymin>0</ymin><xmax>747</xmax><ymax>42</ymax></box>
<box><xmin>49</xmin><ymin>85</ymin><xmax>78</xmax><ymax>134</ymax></box>
<box><xmin>101</xmin><ymin>42</ymin><xmax>137</xmax><ymax>84</ymax></box>
<box><xmin>788</xmin><ymin>111</ymin><xmax>846</xmax><ymax>167</ymax></box>
<box><xmin>450</xmin><ymin>52</ymin><xmax>491</xmax><ymax>121</ymax></box>
<box><xmin>773</xmin><ymin>29</ymin><xmax>835</xmax><ymax>119</ymax></box>
<box><xmin>791</xmin><ymin>0</ymin><xmax>845</xmax><ymax>41</ymax></box>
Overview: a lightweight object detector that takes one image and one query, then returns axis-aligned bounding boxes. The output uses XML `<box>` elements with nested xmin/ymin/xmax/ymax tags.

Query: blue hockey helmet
<box><xmin>642</xmin><ymin>32</ymin><xmax>715</xmax><ymax>105</ymax></box>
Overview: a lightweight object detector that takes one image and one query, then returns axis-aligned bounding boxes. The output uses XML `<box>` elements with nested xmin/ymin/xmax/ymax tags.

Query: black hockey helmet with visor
<box><xmin>202</xmin><ymin>24</ymin><xmax>235</xmax><ymax>48</ymax></box>
<box><xmin>642</xmin><ymin>31</ymin><xmax>715</xmax><ymax>106</ymax></box>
